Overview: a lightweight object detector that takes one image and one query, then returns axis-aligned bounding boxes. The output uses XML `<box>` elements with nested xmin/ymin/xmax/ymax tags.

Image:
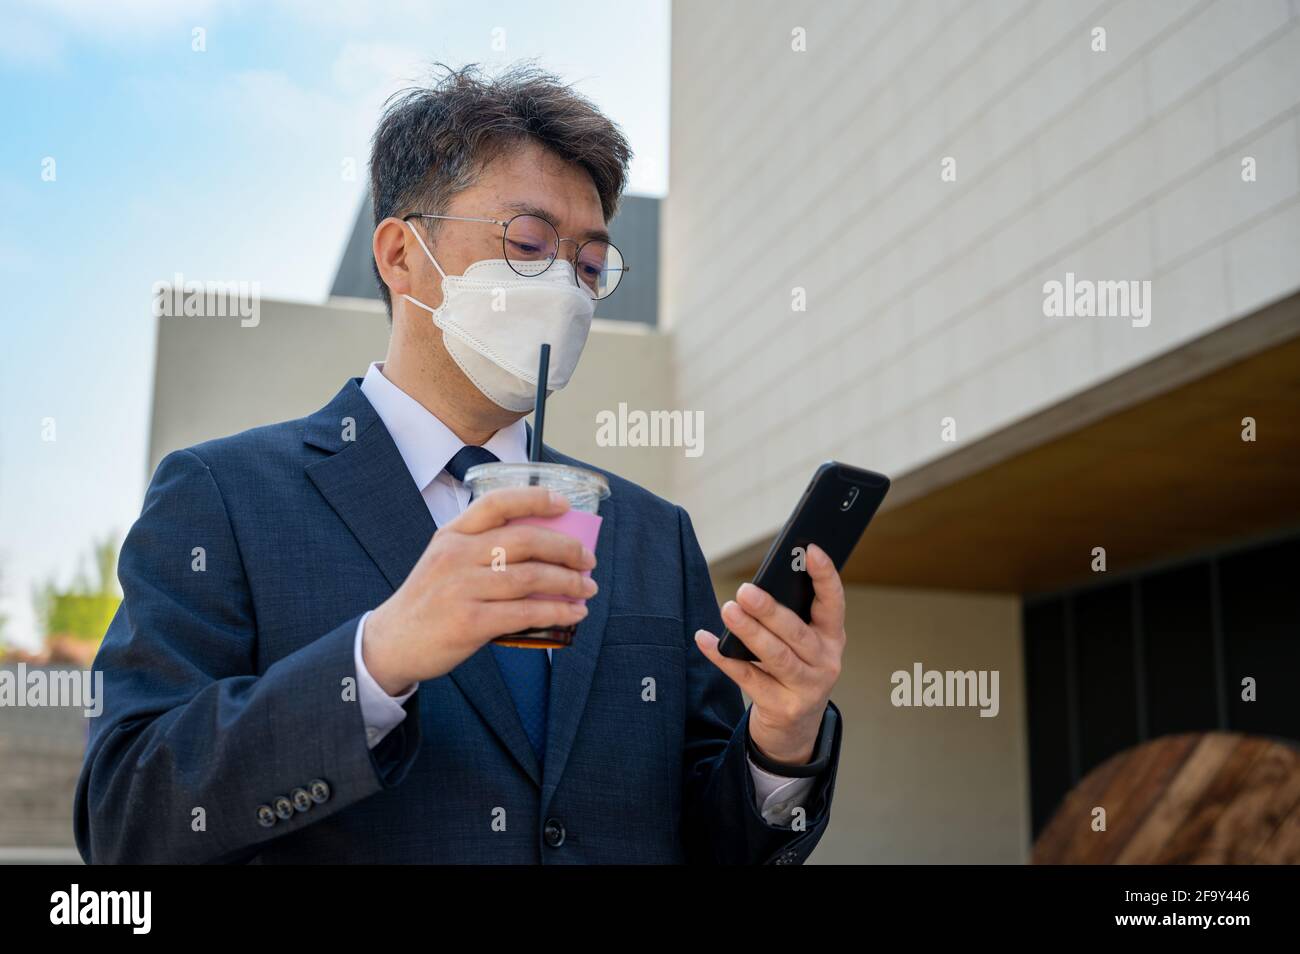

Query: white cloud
<box><xmin>330</xmin><ymin>41</ymin><xmax>431</xmax><ymax>98</ymax></box>
<box><xmin>1</xmin><ymin>0</ymin><xmax>222</xmax><ymax>69</ymax></box>
<box><xmin>271</xmin><ymin>0</ymin><xmax>434</xmax><ymax>31</ymax></box>
<box><xmin>17</xmin><ymin>0</ymin><xmax>221</xmax><ymax>38</ymax></box>
<box><xmin>0</xmin><ymin>12</ymin><xmax>66</xmax><ymax>68</ymax></box>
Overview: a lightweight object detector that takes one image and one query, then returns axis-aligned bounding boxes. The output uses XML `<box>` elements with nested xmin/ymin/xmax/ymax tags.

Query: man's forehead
<box><xmin>465</xmin><ymin>143</ymin><xmax>604</xmax><ymax>227</ymax></box>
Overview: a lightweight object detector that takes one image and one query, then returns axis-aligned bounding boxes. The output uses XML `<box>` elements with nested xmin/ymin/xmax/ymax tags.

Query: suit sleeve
<box><xmin>676</xmin><ymin>505</ymin><xmax>844</xmax><ymax>864</ymax></box>
<box><xmin>73</xmin><ymin>448</ymin><xmax>422</xmax><ymax>864</ymax></box>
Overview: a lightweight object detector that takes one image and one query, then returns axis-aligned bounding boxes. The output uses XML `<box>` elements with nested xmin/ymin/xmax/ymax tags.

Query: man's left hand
<box><xmin>694</xmin><ymin>542</ymin><xmax>844</xmax><ymax>765</ymax></box>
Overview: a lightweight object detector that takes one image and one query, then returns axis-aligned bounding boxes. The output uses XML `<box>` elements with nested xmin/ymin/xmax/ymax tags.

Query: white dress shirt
<box><xmin>352</xmin><ymin>361</ymin><xmax>817</xmax><ymax>827</ymax></box>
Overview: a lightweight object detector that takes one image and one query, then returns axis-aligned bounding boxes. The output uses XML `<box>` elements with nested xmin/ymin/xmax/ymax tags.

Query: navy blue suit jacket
<box><xmin>74</xmin><ymin>378</ymin><xmax>842</xmax><ymax>863</ymax></box>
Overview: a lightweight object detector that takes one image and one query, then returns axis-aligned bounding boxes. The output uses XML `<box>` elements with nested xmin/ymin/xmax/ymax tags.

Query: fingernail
<box><xmin>549</xmin><ymin>491</ymin><xmax>567</xmax><ymax>507</ymax></box>
<box><xmin>584</xmin><ymin>578</ymin><xmax>598</xmax><ymax>596</ymax></box>
<box><xmin>582</xmin><ymin>547</ymin><xmax>596</xmax><ymax>568</ymax></box>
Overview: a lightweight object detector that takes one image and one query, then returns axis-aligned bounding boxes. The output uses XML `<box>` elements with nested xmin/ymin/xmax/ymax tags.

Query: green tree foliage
<box><xmin>32</xmin><ymin>532</ymin><xmax>123</xmax><ymax>643</ymax></box>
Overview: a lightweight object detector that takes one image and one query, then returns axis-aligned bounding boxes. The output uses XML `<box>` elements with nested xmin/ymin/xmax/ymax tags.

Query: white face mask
<box><xmin>402</xmin><ymin>221</ymin><xmax>596</xmax><ymax>412</ymax></box>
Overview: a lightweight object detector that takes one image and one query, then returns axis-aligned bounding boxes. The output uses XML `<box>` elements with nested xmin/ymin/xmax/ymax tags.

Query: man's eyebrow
<box><xmin>501</xmin><ymin>201</ymin><xmax>610</xmax><ymax>243</ymax></box>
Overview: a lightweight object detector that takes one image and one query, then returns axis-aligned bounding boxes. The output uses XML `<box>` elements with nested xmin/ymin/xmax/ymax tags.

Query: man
<box><xmin>75</xmin><ymin>62</ymin><xmax>846</xmax><ymax>864</ymax></box>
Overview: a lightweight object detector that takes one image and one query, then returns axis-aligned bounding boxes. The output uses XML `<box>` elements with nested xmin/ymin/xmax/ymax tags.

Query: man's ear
<box><xmin>373</xmin><ymin>217</ymin><xmax>416</xmax><ymax>302</ymax></box>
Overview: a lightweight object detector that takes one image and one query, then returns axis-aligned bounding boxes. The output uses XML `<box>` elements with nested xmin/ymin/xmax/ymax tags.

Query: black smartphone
<box><xmin>717</xmin><ymin>461</ymin><xmax>890</xmax><ymax>661</ymax></box>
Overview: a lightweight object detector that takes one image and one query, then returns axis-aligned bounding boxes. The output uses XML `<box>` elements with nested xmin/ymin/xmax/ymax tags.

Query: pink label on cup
<box><xmin>509</xmin><ymin>510</ymin><xmax>603</xmax><ymax>605</ymax></box>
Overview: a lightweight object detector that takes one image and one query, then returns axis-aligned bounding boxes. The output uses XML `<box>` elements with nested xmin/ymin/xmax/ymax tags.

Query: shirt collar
<box><xmin>359</xmin><ymin>361</ymin><xmax>528</xmax><ymax>491</ymax></box>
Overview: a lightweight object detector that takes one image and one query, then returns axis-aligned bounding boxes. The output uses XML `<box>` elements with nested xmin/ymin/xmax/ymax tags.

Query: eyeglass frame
<box><xmin>400</xmin><ymin>211</ymin><xmax>630</xmax><ymax>300</ymax></box>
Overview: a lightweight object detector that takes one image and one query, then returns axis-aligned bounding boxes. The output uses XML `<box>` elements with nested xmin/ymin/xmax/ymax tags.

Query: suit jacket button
<box><xmin>308</xmin><ymin>778</ymin><xmax>331</xmax><ymax>804</ymax></box>
<box><xmin>255</xmin><ymin>804</ymin><xmax>277</xmax><ymax>828</ymax></box>
<box><xmin>272</xmin><ymin>796</ymin><xmax>294</xmax><ymax>820</ymax></box>
<box><xmin>543</xmin><ymin>818</ymin><xmax>566</xmax><ymax>847</ymax></box>
<box><xmin>291</xmin><ymin>788</ymin><xmax>313</xmax><ymax>813</ymax></box>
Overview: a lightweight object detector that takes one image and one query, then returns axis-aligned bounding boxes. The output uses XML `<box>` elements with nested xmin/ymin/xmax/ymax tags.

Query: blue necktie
<box><xmin>445</xmin><ymin>445</ymin><xmax>550</xmax><ymax>765</ymax></box>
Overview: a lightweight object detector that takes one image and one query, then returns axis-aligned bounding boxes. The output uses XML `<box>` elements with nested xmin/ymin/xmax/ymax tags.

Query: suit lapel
<box><xmin>303</xmin><ymin>379</ymin><xmax>542</xmax><ymax>786</ymax></box>
<box><xmin>448</xmin><ymin>654</ymin><xmax>544</xmax><ymax>787</ymax></box>
<box><xmin>303</xmin><ymin>380</ymin><xmax>434</xmax><ymax>593</ymax></box>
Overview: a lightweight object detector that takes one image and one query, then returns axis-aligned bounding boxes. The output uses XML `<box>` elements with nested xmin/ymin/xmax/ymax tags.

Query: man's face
<box><xmin>410</xmin><ymin>140</ymin><xmax>608</xmax><ymax>309</ymax></box>
<box><xmin>378</xmin><ymin>138</ymin><xmax>607</xmax><ymax>424</ymax></box>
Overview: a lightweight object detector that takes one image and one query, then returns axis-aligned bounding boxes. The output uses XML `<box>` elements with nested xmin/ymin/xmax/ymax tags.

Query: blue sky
<box><xmin>0</xmin><ymin>0</ymin><xmax>670</xmax><ymax>648</ymax></box>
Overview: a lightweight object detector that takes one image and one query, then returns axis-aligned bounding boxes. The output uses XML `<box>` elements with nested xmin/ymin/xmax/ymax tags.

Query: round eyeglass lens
<box><xmin>576</xmin><ymin>241</ymin><xmax>624</xmax><ymax>299</ymax></box>
<box><xmin>503</xmin><ymin>214</ymin><xmax>558</xmax><ymax>274</ymax></box>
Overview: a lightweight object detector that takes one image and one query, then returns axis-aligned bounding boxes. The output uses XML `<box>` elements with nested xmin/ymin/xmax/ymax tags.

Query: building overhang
<box><xmin>713</xmin><ymin>291</ymin><xmax>1300</xmax><ymax>594</ymax></box>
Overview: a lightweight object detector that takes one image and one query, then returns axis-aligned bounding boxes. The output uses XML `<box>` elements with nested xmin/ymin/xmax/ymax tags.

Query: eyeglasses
<box><xmin>402</xmin><ymin>211</ymin><xmax>629</xmax><ymax>300</ymax></box>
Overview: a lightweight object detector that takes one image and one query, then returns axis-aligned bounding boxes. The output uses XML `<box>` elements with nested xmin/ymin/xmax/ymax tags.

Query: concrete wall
<box><xmin>541</xmin><ymin>319</ymin><xmax>676</xmax><ymax>495</ymax></box>
<box><xmin>716</xmin><ymin>578</ymin><xmax>1029</xmax><ymax>863</ymax></box>
<box><xmin>148</xmin><ymin>298</ymin><xmax>391</xmax><ymax>477</ymax></box>
<box><xmin>665</xmin><ymin>0</ymin><xmax>1300</xmax><ymax>563</ymax></box>
<box><xmin>148</xmin><ymin>300</ymin><xmax>674</xmax><ymax>495</ymax></box>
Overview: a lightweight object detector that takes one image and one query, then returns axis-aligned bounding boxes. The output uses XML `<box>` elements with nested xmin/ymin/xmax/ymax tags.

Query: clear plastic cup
<box><xmin>464</xmin><ymin>461</ymin><xmax>610</xmax><ymax>649</ymax></box>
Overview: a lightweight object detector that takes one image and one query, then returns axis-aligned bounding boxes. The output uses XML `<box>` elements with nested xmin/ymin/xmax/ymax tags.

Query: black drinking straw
<box><xmin>528</xmin><ymin>343</ymin><xmax>550</xmax><ymax>482</ymax></box>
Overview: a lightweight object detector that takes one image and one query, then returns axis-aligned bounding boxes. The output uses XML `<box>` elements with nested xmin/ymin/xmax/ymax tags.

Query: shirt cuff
<box><xmin>354</xmin><ymin>610</ymin><xmax>417</xmax><ymax>750</ymax></box>
<box><xmin>748</xmin><ymin>755</ymin><xmax>819</xmax><ymax>827</ymax></box>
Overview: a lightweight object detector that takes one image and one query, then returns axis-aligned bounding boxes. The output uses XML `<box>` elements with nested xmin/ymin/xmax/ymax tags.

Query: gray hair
<box><xmin>369</xmin><ymin>60</ymin><xmax>633</xmax><ymax>314</ymax></box>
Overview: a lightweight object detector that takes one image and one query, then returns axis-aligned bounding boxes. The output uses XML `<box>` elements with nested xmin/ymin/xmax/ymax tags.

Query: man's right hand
<box><xmin>362</xmin><ymin>487</ymin><xmax>598</xmax><ymax>695</ymax></box>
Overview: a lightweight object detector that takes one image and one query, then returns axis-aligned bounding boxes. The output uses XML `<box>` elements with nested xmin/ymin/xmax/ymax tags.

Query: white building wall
<box><xmin>714</xmin><ymin>577</ymin><xmax>1030</xmax><ymax>863</ymax></box>
<box><xmin>665</xmin><ymin>0</ymin><xmax>1300</xmax><ymax>561</ymax></box>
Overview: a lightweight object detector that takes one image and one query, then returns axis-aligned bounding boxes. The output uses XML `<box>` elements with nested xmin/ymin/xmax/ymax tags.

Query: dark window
<box><xmin>1220</xmin><ymin>538</ymin><xmax>1300</xmax><ymax>739</ymax></box>
<box><xmin>1141</xmin><ymin>563</ymin><xmax>1219</xmax><ymax>736</ymax></box>
<box><xmin>1074</xmin><ymin>582</ymin><xmax>1139</xmax><ymax>774</ymax></box>
<box><xmin>1024</xmin><ymin>598</ymin><xmax>1072</xmax><ymax>836</ymax></box>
